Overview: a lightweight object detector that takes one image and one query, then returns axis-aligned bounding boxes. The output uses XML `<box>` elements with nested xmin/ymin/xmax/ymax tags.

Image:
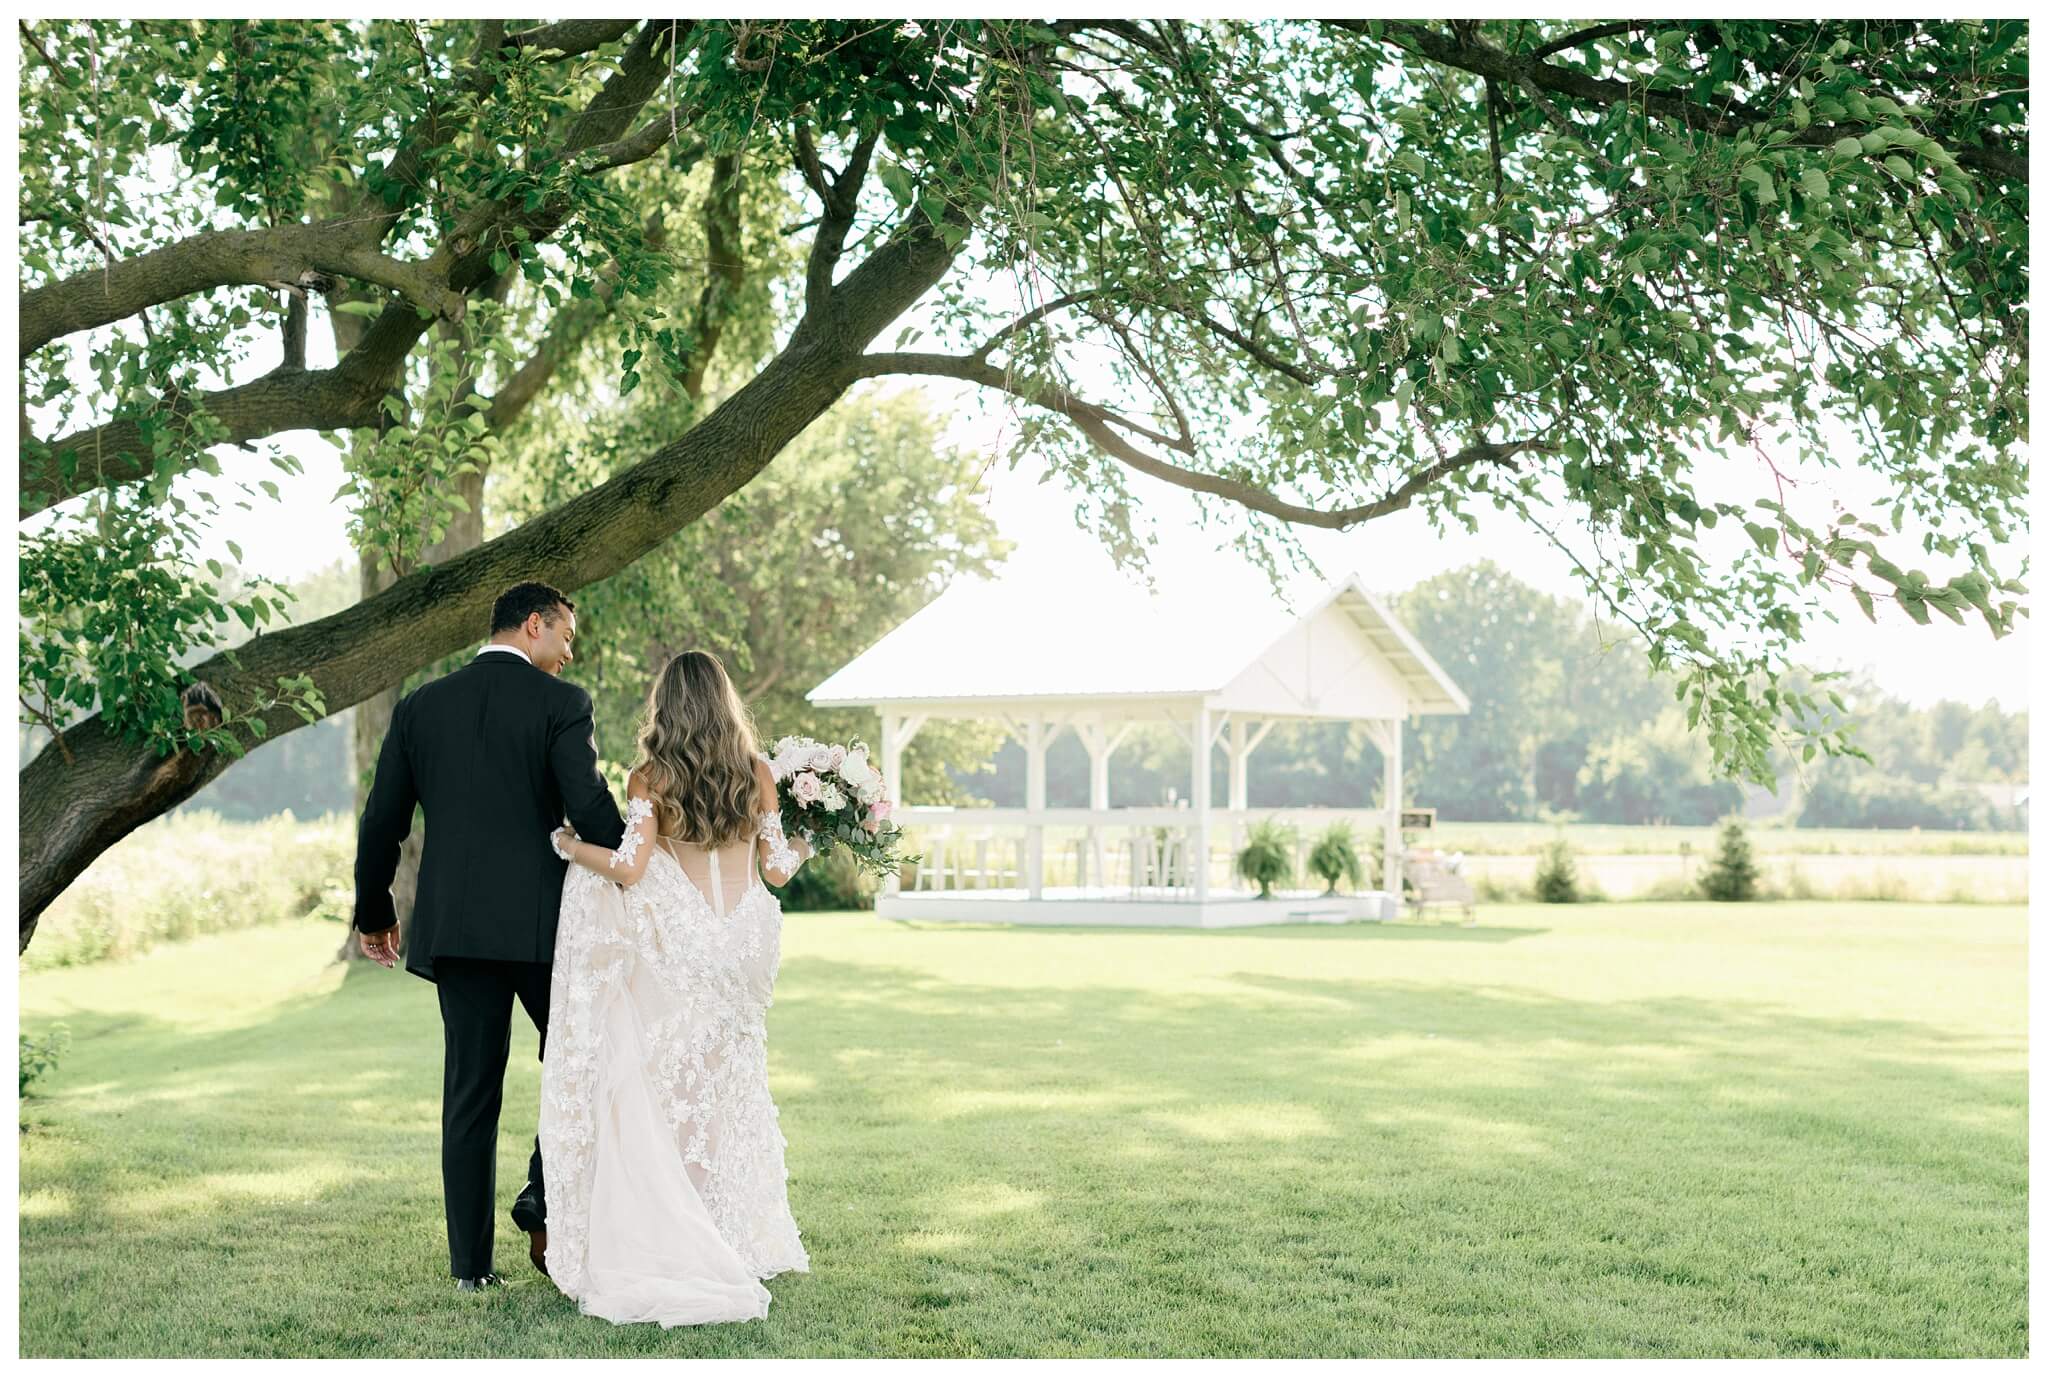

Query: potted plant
<box><xmin>1234</xmin><ymin>818</ymin><xmax>1297</xmax><ymax>899</ymax></box>
<box><xmin>1307</xmin><ymin>821</ymin><xmax>1366</xmax><ymax>896</ymax></box>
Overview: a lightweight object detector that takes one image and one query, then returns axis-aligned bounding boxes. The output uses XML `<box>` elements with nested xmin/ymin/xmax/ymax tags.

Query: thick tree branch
<box><xmin>21</xmin><ymin>225</ymin><xmax>463</xmax><ymax>355</ymax></box>
<box><xmin>798</xmin><ymin>123</ymin><xmax>882</xmax><ymax>317</ymax></box>
<box><xmin>1334</xmin><ymin>19</ymin><xmax>2028</xmax><ymax>186</ymax></box>
<box><xmin>1525</xmin><ymin>21</ymin><xmax>1661</xmax><ymax>61</ymax></box>
<box><xmin>855</xmin><ymin>350</ymin><xmax>1191</xmax><ymax>453</ymax></box>
<box><xmin>855</xmin><ymin>350</ymin><xmax>1550</xmax><ymax>529</ymax></box>
<box><xmin>683</xmin><ymin>153</ymin><xmax>745</xmax><ymax>399</ymax></box>
<box><xmin>579</xmin><ymin>114</ymin><xmax>702</xmax><ymax>175</ymax></box>
<box><xmin>24</xmin><ymin>366</ymin><xmax>387</xmax><ymax>519</ymax></box>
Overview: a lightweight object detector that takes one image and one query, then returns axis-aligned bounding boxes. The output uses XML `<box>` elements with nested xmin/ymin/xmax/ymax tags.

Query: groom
<box><xmin>353</xmin><ymin>580</ymin><xmax>625</xmax><ymax>1291</ymax></box>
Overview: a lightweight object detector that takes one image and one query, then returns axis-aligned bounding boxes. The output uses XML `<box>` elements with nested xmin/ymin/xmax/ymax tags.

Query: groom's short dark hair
<box><xmin>491</xmin><ymin>581</ymin><xmax>575</xmax><ymax>634</ymax></box>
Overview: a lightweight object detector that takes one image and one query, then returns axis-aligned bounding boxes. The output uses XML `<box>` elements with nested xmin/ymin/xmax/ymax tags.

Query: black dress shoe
<box><xmin>510</xmin><ymin>1191</ymin><xmax>545</xmax><ymax>1234</ymax></box>
<box><xmin>455</xmin><ymin>1272</ymin><xmax>504</xmax><ymax>1292</ymax></box>
<box><xmin>511</xmin><ymin>1192</ymin><xmax>549</xmax><ymax>1276</ymax></box>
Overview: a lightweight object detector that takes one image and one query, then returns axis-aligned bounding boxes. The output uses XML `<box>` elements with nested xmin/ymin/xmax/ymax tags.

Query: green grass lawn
<box><xmin>18</xmin><ymin>903</ymin><xmax>2027</xmax><ymax>1357</ymax></box>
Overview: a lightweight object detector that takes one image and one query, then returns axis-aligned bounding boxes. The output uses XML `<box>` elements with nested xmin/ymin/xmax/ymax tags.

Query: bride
<box><xmin>539</xmin><ymin>649</ymin><xmax>814</xmax><ymax>1326</ymax></box>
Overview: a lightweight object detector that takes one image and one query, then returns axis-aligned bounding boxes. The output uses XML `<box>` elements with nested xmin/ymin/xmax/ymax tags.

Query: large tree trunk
<box><xmin>19</xmin><ymin>220</ymin><xmax>954</xmax><ymax>950</ymax></box>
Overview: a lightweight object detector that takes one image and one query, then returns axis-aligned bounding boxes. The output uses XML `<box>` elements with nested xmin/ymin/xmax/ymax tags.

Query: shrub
<box><xmin>27</xmin><ymin>811</ymin><xmax>353</xmax><ymax>969</ymax></box>
<box><xmin>20</xmin><ymin>1025</ymin><xmax>70</xmax><ymax>1098</ymax></box>
<box><xmin>1235</xmin><ymin>818</ymin><xmax>1298</xmax><ymax>899</ymax></box>
<box><xmin>1307</xmin><ymin>821</ymin><xmax>1366</xmax><ymax>895</ymax></box>
<box><xmin>773</xmin><ymin>845</ymin><xmax>878</xmax><ymax>912</ymax></box>
<box><xmin>1699</xmin><ymin>819</ymin><xmax>1762</xmax><ymax>901</ymax></box>
<box><xmin>1533</xmin><ymin>836</ymin><xmax>1581</xmax><ymax>903</ymax></box>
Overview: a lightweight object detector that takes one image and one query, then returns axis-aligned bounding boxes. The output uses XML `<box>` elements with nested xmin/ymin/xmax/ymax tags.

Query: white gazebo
<box><xmin>806</xmin><ymin>570</ymin><xmax>1469</xmax><ymax>927</ymax></box>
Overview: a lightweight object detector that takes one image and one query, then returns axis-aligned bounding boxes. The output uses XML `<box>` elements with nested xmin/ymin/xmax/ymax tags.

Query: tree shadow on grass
<box><xmin>18</xmin><ymin>949</ymin><xmax>2027</xmax><ymax>1358</ymax></box>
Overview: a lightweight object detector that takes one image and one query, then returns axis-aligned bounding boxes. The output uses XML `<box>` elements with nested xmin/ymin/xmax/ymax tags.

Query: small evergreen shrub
<box><xmin>1307</xmin><ymin>822</ymin><xmax>1366</xmax><ymax>895</ymax></box>
<box><xmin>1700</xmin><ymin>819</ymin><xmax>1762</xmax><ymax>901</ymax></box>
<box><xmin>1235</xmin><ymin>818</ymin><xmax>1298</xmax><ymax>899</ymax></box>
<box><xmin>1533</xmin><ymin>836</ymin><xmax>1581</xmax><ymax>903</ymax></box>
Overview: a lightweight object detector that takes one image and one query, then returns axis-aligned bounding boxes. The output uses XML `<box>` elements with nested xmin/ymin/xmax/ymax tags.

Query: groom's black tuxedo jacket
<box><xmin>352</xmin><ymin>649</ymin><xmax>626</xmax><ymax>981</ymax></box>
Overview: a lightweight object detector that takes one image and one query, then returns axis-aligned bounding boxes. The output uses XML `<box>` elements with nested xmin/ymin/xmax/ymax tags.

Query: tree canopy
<box><xmin>16</xmin><ymin>19</ymin><xmax>2030</xmax><ymax>942</ymax></box>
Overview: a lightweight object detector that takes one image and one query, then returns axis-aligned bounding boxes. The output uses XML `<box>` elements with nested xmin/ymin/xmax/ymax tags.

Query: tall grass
<box><xmin>25</xmin><ymin>811</ymin><xmax>352</xmax><ymax>971</ymax></box>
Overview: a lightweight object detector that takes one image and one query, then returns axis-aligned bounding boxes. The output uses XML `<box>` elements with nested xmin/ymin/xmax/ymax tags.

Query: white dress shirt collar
<box><xmin>476</xmin><ymin>643</ymin><xmax>533</xmax><ymax>665</ymax></box>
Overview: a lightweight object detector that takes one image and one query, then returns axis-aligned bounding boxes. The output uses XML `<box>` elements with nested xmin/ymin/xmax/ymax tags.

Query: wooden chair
<box><xmin>1403</xmin><ymin>854</ymin><xmax>1476</xmax><ymax>924</ymax></box>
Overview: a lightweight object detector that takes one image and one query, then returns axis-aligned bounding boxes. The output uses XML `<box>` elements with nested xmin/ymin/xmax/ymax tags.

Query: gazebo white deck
<box><xmin>806</xmin><ymin>570</ymin><xmax>1469</xmax><ymax>928</ymax></box>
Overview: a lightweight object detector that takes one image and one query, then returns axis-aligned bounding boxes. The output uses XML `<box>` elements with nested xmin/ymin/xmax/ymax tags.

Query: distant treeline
<box><xmin>19</xmin><ymin>559</ymin><xmax>2025</xmax><ymax>831</ymax></box>
<box><xmin>949</xmin><ymin>562</ymin><xmax>2027</xmax><ymax>831</ymax></box>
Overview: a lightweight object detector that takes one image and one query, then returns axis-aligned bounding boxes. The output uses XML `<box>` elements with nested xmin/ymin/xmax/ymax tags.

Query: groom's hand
<box><xmin>359</xmin><ymin>924</ymin><xmax>401</xmax><ymax>968</ymax></box>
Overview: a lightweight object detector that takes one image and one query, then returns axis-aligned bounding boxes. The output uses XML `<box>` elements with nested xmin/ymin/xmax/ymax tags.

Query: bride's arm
<box><xmin>755</xmin><ymin>756</ymin><xmax>813</xmax><ymax>887</ymax></box>
<box><xmin>552</xmin><ymin>770</ymin><xmax>660</xmax><ymax>886</ymax></box>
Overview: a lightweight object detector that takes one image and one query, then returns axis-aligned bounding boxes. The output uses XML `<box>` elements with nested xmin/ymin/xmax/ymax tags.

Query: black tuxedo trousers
<box><xmin>352</xmin><ymin>650</ymin><xmax>625</xmax><ymax>1277</ymax></box>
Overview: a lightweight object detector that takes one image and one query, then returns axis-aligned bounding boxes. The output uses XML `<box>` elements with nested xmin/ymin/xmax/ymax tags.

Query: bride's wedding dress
<box><xmin>540</xmin><ymin>806</ymin><xmax>809</xmax><ymax>1326</ymax></box>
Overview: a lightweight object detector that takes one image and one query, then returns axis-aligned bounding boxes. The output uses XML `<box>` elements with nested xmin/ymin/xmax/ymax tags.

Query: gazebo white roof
<box><xmin>808</xmin><ymin>569</ymin><xmax>1468</xmax><ymax>719</ymax></box>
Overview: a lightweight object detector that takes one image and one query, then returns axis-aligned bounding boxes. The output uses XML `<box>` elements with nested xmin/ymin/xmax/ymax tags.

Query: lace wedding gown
<box><xmin>540</xmin><ymin>806</ymin><xmax>809</xmax><ymax>1326</ymax></box>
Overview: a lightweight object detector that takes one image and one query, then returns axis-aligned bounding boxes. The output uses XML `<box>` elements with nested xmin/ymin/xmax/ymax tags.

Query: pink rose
<box><xmin>826</xmin><ymin>744</ymin><xmax>846</xmax><ymax>770</ymax></box>
<box><xmin>861</xmin><ymin>815</ymin><xmax>882</xmax><ymax>833</ymax></box>
<box><xmin>791</xmin><ymin>771</ymin><xmax>822</xmax><ymax>805</ymax></box>
<box><xmin>870</xmin><ymin>797</ymin><xmax>892</xmax><ymax>820</ymax></box>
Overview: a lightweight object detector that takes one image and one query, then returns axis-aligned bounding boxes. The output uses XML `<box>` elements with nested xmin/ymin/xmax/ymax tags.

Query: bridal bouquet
<box><xmin>767</xmin><ymin>735</ymin><xmax>918</xmax><ymax>880</ymax></box>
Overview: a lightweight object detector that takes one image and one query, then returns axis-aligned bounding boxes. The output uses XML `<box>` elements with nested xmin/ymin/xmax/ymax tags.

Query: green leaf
<box><xmin>1743</xmin><ymin>522</ymin><xmax>1776</xmax><ymax>555</ymax></box>
<box><xmin>877</xmin><ymin>160</ymin><xmax>913</xmax><ymax>207</ymax></box>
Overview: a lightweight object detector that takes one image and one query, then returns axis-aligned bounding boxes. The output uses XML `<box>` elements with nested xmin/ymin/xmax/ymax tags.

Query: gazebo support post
<box><xmin>1226</xmin><ymin>717</ymin><xmax>1248</xmax><ymax>862</ymax></box>
<box><xmin>1382</xmin><ymin>716</ymin><xmax>1404</xmax><ymax>912</ymax></box>
<box><xmin>1025</xmin><ymin>716</ymin><xmax>1046</xmax><ymax>899</ymax></box>
<box><xmin>879</xmin><ymin>709</ymin><xmax>924</xmax><ymax>898</ymax></box>
<box><xmin>1191</xmin><ymin>703</ymin><xmax>1212</xmax><ymax>903</ymax></box>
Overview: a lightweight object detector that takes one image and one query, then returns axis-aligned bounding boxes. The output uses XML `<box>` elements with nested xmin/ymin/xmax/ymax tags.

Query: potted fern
<box><xmin>1234</xmin><ymin>818</ymin><xmax>1297</xmax><ymax>899</ymax></box>
<box><xmin>1307</xmin><ymin>821</ymin><xmax>1366</xmax><ymax>896</ymax></box>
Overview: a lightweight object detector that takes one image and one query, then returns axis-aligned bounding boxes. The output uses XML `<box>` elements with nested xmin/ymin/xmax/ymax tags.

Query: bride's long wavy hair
<box><xmin>632</xmin><ymin>650</ymin><xmax>760</xmax><ymax>849</ymax></box>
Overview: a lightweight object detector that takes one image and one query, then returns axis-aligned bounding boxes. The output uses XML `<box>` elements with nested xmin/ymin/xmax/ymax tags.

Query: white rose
<box><xmin>840</xmin><ymin>749</ymin><xmax>875</xmax><ymax>788</ymax></box>
<box><xmin>807</xmin><ymin>745</ymin><xmax>836</xmax><ymax>772</ymax></box>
